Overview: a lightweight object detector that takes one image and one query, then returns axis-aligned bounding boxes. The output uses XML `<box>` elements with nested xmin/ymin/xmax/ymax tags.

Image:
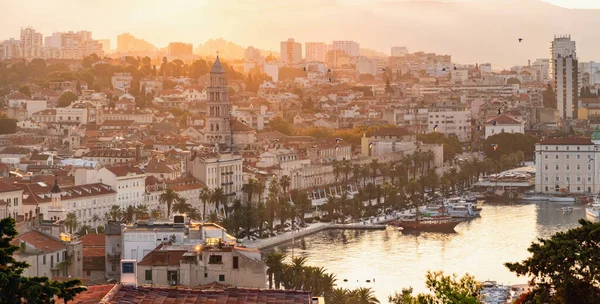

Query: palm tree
<box><xmin>280</xmin><ymin>175</ymin><xmax>291</xmax><ymax>194</ymax></box>
<box><xmin>263</xmin><ymin>251</ymin><xmax>286</xmax><ymax>289</ymax></box>
<box><xmin>135</xmin><ymin>204</ymin><xmax>150</xmax><ymax>220</ymax></box>
<box><xmin>348</xmin><ymin>287</ymin><xmax>380</xmax><ymax>304</ymax></box>
<box><xmin>64</xmin><ymin>212</ymin><xmax>78</xmax><ymax>234</ymax></box>
<box><xmin>123</xmin><ymin>205</ymin><xmax>136</xmax><ymax>222</ymax></box>
<box><xmin>198</xmin><ymin>188</ymin><xmax>212</xmax><ymax>221</ymax></box>
<box><xmin>77</xmin><ymin>224</ymin><xmax>93</xmax><ymax>236</ymax></box>
<box><xmin>328</xmin><ymin>288</ymin><xmax>351</xmax><ymax>304</ymax></box>
<box><xmin>342</xmin><ymin>159</ymin><xmax>352</xmax><ymax>186</ymax></box>
<box><xmin>332</xmin><ymin>160</ymin><xmax>342</xmax><ymax>183</ymax></box>
<box><xmin>187</xmin><ymin>207</ymin><xmax>202</xmax><ymax>221</ymax></box>
<box><xmin>150</xmin><ymin>208</ymin><xmax>162</xmax><ymax>219</ymax></box>
<box><xmin>352</xmin><ymin>164</ymin><xmax>362</xmax><ymax>187</ymax></box>
<box><xmin>369</xmin><ymin>159</ymin><xmax>379</xmax><ymax>183</ymax></box>
<box><xmin>158</xmin><ymin>188</ymin><xmax>180</xmax><ymax>219</ymax></box>
<box><xmin>211</xmin><ymin>187</ymin><xmax>227</xmax><ymax>217</ymax></box>
<box><xmin>255</xmin><ymin>178</ymin><xmax>266</xmax><ymax>204</ymax></box>
<box><xmin>108</xmin><ymin>205</ymin><xmax>122</xmax><ymax>221</ymax></box>
<box><xmin>172</xmin><ymin>197</ymin><xmax>192</xmax><ymax>214</ymax></box>
<box><xmin>242</xmin><ymin>179</ymin><xmax>257</xmax><ymax>205</ymax></box>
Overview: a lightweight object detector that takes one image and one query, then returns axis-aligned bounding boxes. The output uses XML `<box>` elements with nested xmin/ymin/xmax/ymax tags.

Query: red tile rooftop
<box><xmin>538</xmin><ymin>137</ymin><xmax>594</xmax><ymax>145</ymax></box>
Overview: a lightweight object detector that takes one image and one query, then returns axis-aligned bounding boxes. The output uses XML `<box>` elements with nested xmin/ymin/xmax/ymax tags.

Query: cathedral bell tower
<box><xmin>204</xmin><ymin>55</ymin><xmax>232</xmax><ymax>149</ymax></box>
<box><xmin>47</xmin><ymin>176</ymin><xmax>65</xmax><ymax>221</ymax></box>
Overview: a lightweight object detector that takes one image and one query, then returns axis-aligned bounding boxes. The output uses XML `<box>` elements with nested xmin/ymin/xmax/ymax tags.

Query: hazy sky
<box><xmin>1</xmin><ymin>0</ymin><xmax>599</xmax><ymax>66</ymax></box>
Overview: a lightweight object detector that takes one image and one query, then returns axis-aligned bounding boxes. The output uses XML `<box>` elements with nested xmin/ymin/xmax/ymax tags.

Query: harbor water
<box><xmin>273</xmin><ymin>201</ymin><xmax>597</xmax><ymax>301</ymax></box>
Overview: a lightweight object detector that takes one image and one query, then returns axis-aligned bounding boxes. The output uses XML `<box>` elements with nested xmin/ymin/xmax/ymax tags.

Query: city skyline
<box><xmin>3</xmin><ymin>0</ymin><xmax>600</xmax><ymax>67</ymax></box>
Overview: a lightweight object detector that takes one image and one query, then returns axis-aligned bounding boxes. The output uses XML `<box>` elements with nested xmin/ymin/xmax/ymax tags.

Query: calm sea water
<box><xmin>273</xmin><ymin>201</ymin><xmax>598</xmax><ymax>302</ymax></box>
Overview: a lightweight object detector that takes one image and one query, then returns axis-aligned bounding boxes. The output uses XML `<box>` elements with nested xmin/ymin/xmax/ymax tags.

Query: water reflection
<box><xmin>272</xmin><ymin>202</ymin><xmax>597</xmax><ymax>301</ymax></box>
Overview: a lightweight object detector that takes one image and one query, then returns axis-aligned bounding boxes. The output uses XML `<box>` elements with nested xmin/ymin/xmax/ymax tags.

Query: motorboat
<box><xmin>390</xmin><ymin>216</ymin><xmax>465</xmax><ymax>233</ymax></box>
<box><xmin>586</xmin><ymin>198</ymin><xmax>600</xmax><ymax>218</ymax></box>
<box><xmin>549</xmin><ymin>195</ymin><xmax>576</xmax><ymax>203</ymax></box>
<box><xmin>561</xmin><ymin>206</ymin><xmax>573</xmax><ymax>213</ymax></box>
<box><xmin>521</xmin><ymin>190</ymin><xmax>549</xmax><ymax>201</ymax></box>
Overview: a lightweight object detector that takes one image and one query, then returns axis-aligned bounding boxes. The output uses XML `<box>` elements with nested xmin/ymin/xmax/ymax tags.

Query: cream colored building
<box><xmin>188</xmin><ymin>151</ymin><xmax>243</xmax><ymax>198</ymax></box>
<box><xmin>137</xmin><ymin>243</ymin><xmax>266</xmax><ymax>288</ymax></box>
<box><xmin>0</xmin><ymin>181</ymin><xmax>24</xmax><ymax>219</ymax></box>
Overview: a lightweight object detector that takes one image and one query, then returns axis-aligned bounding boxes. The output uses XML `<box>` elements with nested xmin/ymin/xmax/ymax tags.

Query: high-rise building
<box><xmin>98</xmin><ymin>39</ymin><xmax>111</xmax><ymax>54</ymax></box>
<box><xmin>549</xmin><ymin>35</ymin><xmax>576</xmax><ymax>80</ymax></box>
<box><xmin>332</xmin><ymin>40</ymin><xmax>359</xmax><ymax>57</ymax></box>
<box><xmin>44</xmin><ymin>31</ymin><xmax>103</xmax><ymax>59</ymax></box>
<box><xmin>280</xmin><ymin>38</ymin><xmax>302</xmax><ymax>66</ymax></box>
<box><xmin>551</xmin><ymin>35</ymin><xmax>578</xmax><ymax>119</ymax></box>
<box><xmin>305</xmin><ymin>42</ymin><xmax>326</xmax><ymax>62</ymax></box>
<box><xmin>0</xmin><ymin>39</ymin><xmax>21</xmax><ymax>59</ymax></box>
<box><xmin>20</xmin><ymin>27</ymin><xmax>43</xmax><ymax>58</ymax></box>
<box><xmin>391</xmin><ymin>46</ymin><xmax>408</xmax><ymax>57</ymax></box>
<box><xmin>168</xmin><ymin>42</ymin><xmax>193</xmax><ymax>57</ymax></box>
<box><xmin>116</xmin><ymin>33</ymin><xmax>156</xmax><ymax>53</ymax></box>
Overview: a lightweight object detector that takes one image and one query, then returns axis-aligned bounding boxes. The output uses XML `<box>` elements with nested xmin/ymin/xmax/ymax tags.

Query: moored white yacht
<box><xmin>586</xmin><ymin>197</ymin><xmax>600</xmax><ymax>218</ymax></box>
<box><xmin>521</xmin><ymin>190</ymin><xmax>549</xmax><ymax>201</ymax></box>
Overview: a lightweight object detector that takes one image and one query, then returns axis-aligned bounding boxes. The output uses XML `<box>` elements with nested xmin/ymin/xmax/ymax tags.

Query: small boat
<box><xmin>549</xmin><ymin>195</ymin><xmax>576</xmax><ymax>203</ymax></box>
<box><xmin>390</xmin><ymin>216</ymin><xmax>465</xmax><ymax>233</ymax></box>
<box><xmin>521</xmin><ymin>190</ymin><xmax>549</xmax><ymax>201</ymax></box>
<box><xmin>561</xmin><ymin>206</ymin><xmax>573</xmax><ymax>212</ymax></box>
<box><xmin>586</xmin><ymin>198</ymin><xmax>600</xmax><ymax>218</ymax></box>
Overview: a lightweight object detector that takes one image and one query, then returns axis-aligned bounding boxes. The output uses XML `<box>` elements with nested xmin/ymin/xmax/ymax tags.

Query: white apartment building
<box><xmin>555</xmin><ymin>55</ymin><xmax>578</xmax><ymax>119</ymax></box>
<box><xmin>112</xmin><ymin>72</ymin><xmax>134</xmax><ymax>92</ymax></box>
<box><xmin>332</xmin><ymin>41</ymin><xmax>359</xmax><ymax>57</ymax></box>
<box><xmin>391</xmin><ymin>46</ymin><xmax>408</xmax><ymax>57</ymax></box>
<box><xmin>357</xmin><ymin>57</ymin><xmax>378</xmax><ymax>76</ymax></box>
<box><xmin>0</xmin><ymin>181</ymin><xmax>24</xmax><ymax>220</ymax></box>
<box><xmin>45</xmin><ymin>31</ymin><xmax>104</xmax><ymax>59</ymax></box>
<box><xmin>305</xmin><ymin>42</ymin><xmax>326</xmax><ymax>62</ymax></box>
<box><xmin>427</xmin><ymin>107</ymin><xmax>472</xmax><ymax>143</ymax></box>
<box><xmin>280</xmin><ymin>38</ymin><xmax>302</xmax><ymax>66</ymax></box>
<box><xmin>450</xmin><ymin>69</ymin><xmax>469</xmax><ymax>83</ymax></box>
<box><xmin>549</xmin><ymin>35</ymin><xmax>576</xmax><ymax>80</ymax></box>
<box><xmin>535</xmin><ymin>136</ymin><xmax>600</xmax><ymax>193</ymax></box>
<box><xmin>484</xmin><ymin>114</ymin><xmax>525</xmax><ymax>139</ymax></box>
<box><xmin>0</xmin><ymin>38</ymin><xmax>21</xmax><ymax>59</ymax></box>
<box><xmin>20</xmin><ymin>27</ymin><xmax>43</xmax><ymax>58</ymax></box>
<box><xmin>75</xmin><ymin>166</ymin><xmax>146</xmax><ymax>210</ymax></box>
<box><xmin>56</xmin><ymin>102</ymin><xmax>98</xmax><ymax>125</ymax></box>
<box><xmin>7</xmin><ymin>98</ymin><xmax>47</xmax><ymax>119</ymax></box>
<box><xmin>532</xmin><ymin>59</ymin><xmax>549</xmax><ymax>82</ymax></box>
<box><xmin>122</xmin><ymin>220</ymin><xmax>231</xmax><ymax>262</ymax></box>
<box><xmin>188</xmin><ymin>151</ymin><xmax>243</xmax><ymax>198</ymax></box>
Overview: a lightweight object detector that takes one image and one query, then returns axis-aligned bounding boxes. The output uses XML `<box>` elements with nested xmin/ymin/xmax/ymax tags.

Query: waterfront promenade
<box><xmin>240</xmin><ymin>213</ymin><xmax>402</xmax><ymax>250</ymax></box>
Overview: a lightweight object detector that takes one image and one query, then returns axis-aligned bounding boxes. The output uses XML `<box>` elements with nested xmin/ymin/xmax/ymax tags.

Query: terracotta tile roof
<box><xmin>0</xmin><ymin>181</ymin><xmax>22</xmax><ymax>193</ymax></box>
<box><xmin>137</xmin><ymin>247</ymin><xmax>187</xmax><ymax>267</ymax></box>
<box><xmin>83</xmin><ymin>149</ymin><xmax>136</xmax><ymax>158</ymax></box>
<box><xmin>369</xmin><ymin>126</ymin><xmax>412</xmax><ymax>137</ymax></box>
<box><xmin>485</xmin><ymin>114</ymin><xmax>522</xmax><ymax>125</ymax></box>
<box><xmin>11</xmin><ymin>230</ymin><xmax>65</xmax><ymax>253</ymax></box>
<box><xmin>14</xmin><ymin>182</ymin><xmax>114</xmax><ymax>205</ymax></box>
<box><xmin>231</xmin><ymin>118</ymin><xmax>255</xmax><ymax>132</ymax></box>
<box><xmin>56</xmin><ymin>284</ymin><xmax>116</xmax><ymax>304</ymax></box>
<box><xmin>79</xmin><ymin>233</ymin><xmax>105</xmax><ymax>247</ymax></box>
<box><xmin>107</xmin><ymin>286</ymin><xmax>313</xmax><ymax>304</ymax></box>
<box><xmin>105</xmin><ymin>166</ymin><xmax>145</xmax><ymax>177</ymax></box>
<box><xmin>539</xmin><ymin>137</ymin><xmax>594</xmax><ymax>145</ymax></box>
<box><xmin>82</xmin><ymin>247</ymin><xmax>105</xmax><ymax>257</ymax></box>
<box><xmin>100</xmin><ymin>120</ymin><xmax>135</xmax><ymax>127</ymax></box>
<box><xmin>7</xmin><ymin>92</ymin><xmax>29</xmax><ymax>100</ymax></box>
<box><xmin>32</xmin><ymin>109</ymin><xmax>57</xmax><ymax>115</ymax></box>
<box><xmin>1</xmin><ymin>146</ymin><xmax>32</xmax><ymax>155</ymax></box>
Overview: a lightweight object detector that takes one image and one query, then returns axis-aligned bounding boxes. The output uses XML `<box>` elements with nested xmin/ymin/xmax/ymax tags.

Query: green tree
<box><xmin>417</xmin><ymin>132</ymin><xmax>462</xmax><ymax>162</ymax></box>
<box><xmin>158</xmin><ymin>188</ymin><xmax>180</xmax><ymax>218</ymax></box>
<box><xmin>263</xmin><ymin>251</ymin><xmax>286</xmax><ymax>289</ymax></box>
<box><xmin>211</xmin><ymin>187</ymin><xmax>227</xmax><ymax>217</ymax></box>
<box><xmin>266</xmin><ymin>116</ymin><xmax>294</xmax><ymax>135</ymax></box>
<box><xmin>64</xmin><ymin>212</ymin><xmax>78</xmax><ymax>234</ymax></box>
<box><xmin>172</xmin><ymin>197</ymin><xmax>193</xmax><ymax>214</ymax></box>
<box><xmin>18</xmin><ymin>85</ymin><xmax>31</xmax><ymax>97</ymax></box>
<box><xmin>0</xmin><ymin>218</ymin><xmax>86</xmax><ymax>303</ymax></box>
<box><xmin>505</xmin><ymin>219</ymin><xmax>600</xmax><ymax>303</ymax></box>
<box><xmin>0</xmin><ymin>115</ymin><xmax>17</xmax><ymax>135</ymax></box>
<box><xmin>58</xmin><ymin>91</ymin><xmax>78</xmax><ymax>107</ymax></box>
<box><xmin>198</xmin><ymin>188</ymin><xmax>213</xmax><ymax>221</ymax></box>
<box><xmin>482</xmin><ymin>133</ymin><xmax>536</xmax><ymax>161</ymax></box>
<box><xmin>108</xmin><ymin>205</ymin><xmax>122</xmax><ymax>221</ymax></box>
<box><xmin>542</xmin><ymin>83</ymin><xmax>556</xmax><ymax>109</ymax></box>
<box><xmin>390</xmin><ymin>271</ymin><xmax>482</xmax><ymax>304</ymax></box>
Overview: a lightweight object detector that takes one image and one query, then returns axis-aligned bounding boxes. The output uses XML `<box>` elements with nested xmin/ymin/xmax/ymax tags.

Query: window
<box><xmin>556</xmin><ymin>176</ymin><xmax>560</xmax><ymax>182</ymax></box>
<box><xmin>545</xmin><ymin>165</ymin><xmax>548</xmax><ymax>170</ymax></box>
<box><xmin>233</xmin><ymin>256</ymin><xmax>239</xmax><ymax>269</ymax></box>
<box><xmin>589</xmin><ymin>165</ymin><xmax>592</xmax><ymax>170</ymax></box>
<box><xmin>566</xmin><ymin>155</ymin><xmax>570</xmax><ymax>160</ymax></box>
<box><xmin>577</xmin><ymin>176</ymin><xmax>581</xmax><ymax>182</ymax></box>
<box><xmin>209</xmin><ymin>255</ymin><xmax>223</xmax><ymax>264</ymax></box>
<box><xmin>578</xmin><ymin>147</ymin><xmax>581</xmax><ymax>151</ymax></box>
<box><xmin>86</xmin><ymin>270</ymin><xmax>91</xmax><ymax>276</ymax></box>
<box><xmin>544</xmin><ymin>154</ymin><xmax>548</xmax><ymax>159</ymax></box>
<box><xmin>205</xmin><ymin>273</ymin><xmax>208</xmax><ymax>278</ymax></box>
<box><xmin>577</xmin><ymin>155</ymin><xmax>581</xmax><ymax>159</ymax></box>
<box><xmin>57</xmin><ymin>252</ymin><xmax>60</xmax><ymax>262</ymax></box>
<box><xmin>555</xmin><ymin>155</ymin><xmax>559</xmax><ymax>159</ymax></box>
<box><xmin>219</xmin><ymin>274</ymin><xmax>225</xmax><ymax>282</ymax></box>
<box><xmin>43</xmin><ymin>255</ymin><xmax>46</xmax><ymax>265</ymax></box>
<box><xmin>556</xmin><ymin>165</ymin><xmax>559</xmax><ymax>170</ymax></box>
<box><xmin>589</xmin><ymin>177</ymin><xmax>592</xmax><ymax>182</ymax></box>
<box><xmin>145</xmin><ymin>269</ymin><xmax>152</xmax><ymax>281</ymax></box>
<box><xmin>122</xmin><ymin>262</ymin><xmax>134</xmax><ymax>274</ymax></box>
<box><xmin>545</xmin><ymin>176</ymin><xmax>548</xmax><ymax>182</ymax></box>
<box><xmin>567</xmin><ymin>165</ymin><xmax>570</xmax><ymax>170</ymax></box>
<box><xmin>578</xmin><ymin>165</ymin><xmax>581</xmax><ymax>170</ymax></box>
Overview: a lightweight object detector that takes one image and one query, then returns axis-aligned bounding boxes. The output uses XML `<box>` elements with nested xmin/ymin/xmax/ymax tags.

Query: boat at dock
<box><xmin>521</xmin><ymin>190</ymin><xmax>549</xmax><ymax>201</ymax></box>
<box><xmin>390</xmin><ymin>216</ymin><xmax>465</xmax><ymax>233</ymax></box>
<box><xmin>586</xmin><ymin>197</ymin><xmax>600</xmax><ymax>218</ymax></box>
<box><xmin>549</xmin><ymin>195</ymin><xmax>576</xmax><ymax>203</ymax></box>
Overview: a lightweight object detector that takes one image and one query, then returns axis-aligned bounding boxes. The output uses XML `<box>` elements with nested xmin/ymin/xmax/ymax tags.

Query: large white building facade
<box><xmin>280</xmin><ymin>38</ymin><xmax>302</xmax><ymax>66</ymax></box>
<box><xmin>549</xmin><ymin>35</ymin><xmax>576</xmax><ymax>80</ymax></box>
<box><xmin>332</xmin><ymin>40</ymin><xmax>359</xmax><ymax>57</ymax></box>
<box><xmin>305</xmin><ymin>42</ymin><xmax>326</xmax><ymax>62</ymax></box>
<box><xmin>427</xmin><ymin>107</ymin><xmax>472</xmax><ymax>143</ymax></box>
<box><xmin>535</xmin><ymin>135</ymin><xmax>600</xmax><ymax>194</ymax></box>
